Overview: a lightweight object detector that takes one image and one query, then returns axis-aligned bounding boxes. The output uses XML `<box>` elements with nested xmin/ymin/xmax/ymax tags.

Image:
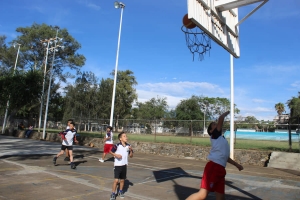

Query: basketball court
<box><xmin>0</xmin><ymin>135</ymin><xmax>300</xmax><ymax>200</ymax></box>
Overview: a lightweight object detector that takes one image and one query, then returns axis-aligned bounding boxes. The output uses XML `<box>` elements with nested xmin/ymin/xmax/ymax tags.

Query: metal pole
<box><xmin>2</xmin><ymin>44</ymin><xmax>21</xmax><ymax>134</ymax></box>
<box><xmin>203</xmin><ymin>106</ymin><xmax>206</xmax><ymax>136</ymax></box>
<box><xmin>38</xmin><ymin>41</ymin><xmax>50</xmax><ymax>133</ymax></box>
<box><xmin>110</xmin><ymin>5</ymin><xmax>124</xmax><ymax>127</ymax></box>
<box><xmin>42</xmin><ymin>27</ymin><xmax>59</xmax><ymax>139</ymax></box>
<box><xmin>230</xmin><ymin>54</ymin><xmax>235</xmax><ymax>159</ymax></box>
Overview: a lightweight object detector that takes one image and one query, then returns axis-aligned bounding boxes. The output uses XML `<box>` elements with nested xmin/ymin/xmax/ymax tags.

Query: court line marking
<box><xmin>2</xmin><ymin>159</ymin><xmax>159</xmax><ymax>200</ymax></box>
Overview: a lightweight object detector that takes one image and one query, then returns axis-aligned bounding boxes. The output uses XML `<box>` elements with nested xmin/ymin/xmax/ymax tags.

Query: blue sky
<box><xmin>1</xmin><ymin>0</ymin><xmax>300</xmax><ymax>121</ymax></box>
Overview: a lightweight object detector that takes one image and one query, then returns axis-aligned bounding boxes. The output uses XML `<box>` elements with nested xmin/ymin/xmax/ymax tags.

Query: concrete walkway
<box><xmin>0</xmin><ymin>135</ymin><xmax>300</xmax><ymax>200</ymax></box>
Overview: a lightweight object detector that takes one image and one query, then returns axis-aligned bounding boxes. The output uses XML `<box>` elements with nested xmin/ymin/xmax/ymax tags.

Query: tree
<box><xmin>111</xmin><ymin>70</ymin><xmax>138</xmax><ymax>128</ymax></box>
<box><xmin>244</xmin><ymin>116</ymin><xmax>258</xmax><ymax>123</ymax></box>
<box><xmin>135</xmin><ymin>96</ymin><xmax>169</xmax><ymax>120</ymax></box>
<box><xmin>287</xmin><ymin>93</ymin><xmax>300</xmax><ymax>125</ymax></box>
<box><xmin>0</xmin><ymin>70</ymin><xmax>43</xmax><ymax>130</ymax></box>
<box><xmin>275</xmin><ymin>102</ymin><xmax>285</xmax><ymax>115</ymax></box>
<box><xmin>12</xmin><ymin>23</ymin><xmax>86</xmax><ymax>77</ymax></box>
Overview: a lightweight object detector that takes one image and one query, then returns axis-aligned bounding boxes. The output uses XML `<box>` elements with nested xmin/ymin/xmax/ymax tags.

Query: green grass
<box><xmin>8</xmin><ymin>127</ymin><xmax>299</xmax><ymax>152</ymax></box>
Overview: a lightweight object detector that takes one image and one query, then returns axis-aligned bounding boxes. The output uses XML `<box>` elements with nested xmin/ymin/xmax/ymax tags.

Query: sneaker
<box><xmin>118</xmin><ymin>191</ymin><xmax>125</xmax><ymax>198</ymax></box>
<box><xmin>64</xmin><ymin>157</ymin><xmax>70</xmax><ymax>161</ymax></box>
<box><xmin>99</xmin><ymin>158</ymin><xmax>104</xmax><ymax>163</ymax></box>
<box><xmin>110</xmin><ymin>193</ymin><xmax>116</xmax><ymax>200</ymax></box>
<box><xmin>70</xmin><ymin>162</ymin><xmax>76</xmax><ymax>169</ymax></box>
<box><xmin>53</xmin><ymin>156</ymin><xmax>57</xmax><ymax>165</ymax></box>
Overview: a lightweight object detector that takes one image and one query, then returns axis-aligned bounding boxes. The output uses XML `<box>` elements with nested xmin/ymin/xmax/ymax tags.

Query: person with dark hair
<box><xmin>53</xmin><ymin>121</ymin><xmax>77</xmax><ymax>169</ymax></box>
<box><xmin>63</xmin><ymin>119</ymin><xmax>77</xmax><ymax>161</ymax></box>
<box><xmin>99</xmin><ymin>126</ymin><xmax>114</xmax><ymax>162</ymax></box>
<box><xmin>25</xmin><ymin>125</ymin><xmax>33</xmax><ymax>138</ymax></box>
<box><xmin>109</xmin><ymin>132</ymin><xmax>133</xmax><ymax>200</ymax></box>
<box><xmin>186</xmin><ymin>111</ymin><xmax>243</xmax><ymax>200</ymax></box>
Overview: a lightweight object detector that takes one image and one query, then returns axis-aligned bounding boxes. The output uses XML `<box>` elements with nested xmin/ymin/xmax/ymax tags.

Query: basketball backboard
<box><xmin>187</xmin><ymin>0</ymin><xmax>268</xmax><ymax>58</ymax></box>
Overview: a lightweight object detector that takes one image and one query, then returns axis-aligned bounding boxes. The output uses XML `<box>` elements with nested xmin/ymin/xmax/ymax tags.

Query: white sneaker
<box><xmin>99</xmin><ymin>159</ymin><xmax>104</xmax><ymax>163</ymax></box>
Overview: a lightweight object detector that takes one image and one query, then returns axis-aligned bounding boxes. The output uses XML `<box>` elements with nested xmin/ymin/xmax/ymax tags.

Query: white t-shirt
<box><xmin>62</xmin><ymin>129</ymin><xmax>76</xmax><ymax>146</ymax></box>
<box><xmin>111</xmin><ymin>142</ymin><xmax>131</xmax><ymax>166</ymax></box>
<box><xmin>105</xmin><ymin>131</ymin><xmax>113</xmax><ymax>144</ymax></box>
<box><xmin>207</xmin><ymin>136</ymin><xmax>230</xmax><ymax>167</ymax></box>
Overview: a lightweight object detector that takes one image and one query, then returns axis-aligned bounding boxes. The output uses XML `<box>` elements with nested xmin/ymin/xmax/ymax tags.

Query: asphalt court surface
<box><xmin>1</xmin><ymin>135</ymin><xmax>300</xmax><ymax>200</ymax></box>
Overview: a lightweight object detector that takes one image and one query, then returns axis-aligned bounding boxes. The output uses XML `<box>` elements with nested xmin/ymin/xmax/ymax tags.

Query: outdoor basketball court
<box><xmin>0</xmin><ymin>135</ymin><xmax>300</xmax><ymax>200</ymax></box>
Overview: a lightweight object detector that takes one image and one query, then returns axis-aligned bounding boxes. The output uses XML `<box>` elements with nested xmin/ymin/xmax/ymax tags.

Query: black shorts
<box><xmin>61</xmin><ymin>145</ymin><xmax>73</xmax><ymax>151</ymax></box>
<box><xmin>114</xmin><ymin>165</ymin><xmax>127</xmax><ymax>179</ymax></box>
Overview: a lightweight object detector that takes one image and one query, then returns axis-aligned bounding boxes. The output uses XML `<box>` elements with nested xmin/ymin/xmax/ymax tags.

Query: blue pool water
<box><xmin>224</xmin><ymin>131</ymin><xmax>300</xmax><ymax>141</ymax></box>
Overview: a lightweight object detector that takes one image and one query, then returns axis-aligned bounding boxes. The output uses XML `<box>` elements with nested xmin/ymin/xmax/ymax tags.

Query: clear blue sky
<box><xmin>1</xmin><ymin>0</ymin><xmax>299</xmax><ymax>121</ymax></box>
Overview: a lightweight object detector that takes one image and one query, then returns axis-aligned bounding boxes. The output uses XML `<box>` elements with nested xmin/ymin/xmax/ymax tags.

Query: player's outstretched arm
<box><xmin>216</xmin><ymin>111</ymin><xmax>230</xmax><ymax>131</ymax></box>
<box><xmin>227</xmin><ymin>157</ymin><xmax>243</xmax><ymax>171</ymax></box>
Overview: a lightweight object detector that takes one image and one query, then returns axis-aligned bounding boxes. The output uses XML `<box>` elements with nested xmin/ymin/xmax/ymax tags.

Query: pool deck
<box><xmin>1</xmin><ymin>135</ymin><xmax>300</xmax><ymax>200</ymax></box>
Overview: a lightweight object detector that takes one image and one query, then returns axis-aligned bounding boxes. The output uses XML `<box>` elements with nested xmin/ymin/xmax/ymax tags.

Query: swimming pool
<box><xmin>223</xmin><ymin>131</ymin><xmax>300</xmax><ymax>141</ymax></box>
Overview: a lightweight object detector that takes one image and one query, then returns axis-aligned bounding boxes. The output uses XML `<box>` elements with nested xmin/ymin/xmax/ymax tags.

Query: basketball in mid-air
<box><xmin>182</xmin><ymin>14</ymin><xmax>196</xmax><ymax>29</ymax></box>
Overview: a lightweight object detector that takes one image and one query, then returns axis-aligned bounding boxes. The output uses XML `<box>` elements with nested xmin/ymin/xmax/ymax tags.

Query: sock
<box><xmin>119</xmin><ymin>190</ymin><xmax>122</xmax><ymax>193</ymax></box>
<box><xmin>111</xmin><ymin>192</ymin><xmax>115</xmax><ymax>195</ymax></box>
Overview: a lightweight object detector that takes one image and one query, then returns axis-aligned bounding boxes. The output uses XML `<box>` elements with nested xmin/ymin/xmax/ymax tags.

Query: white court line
<box><xmin>2</xmin><ymin>159</ymin><xmax>159</xmax><ymax>200</ymax></box>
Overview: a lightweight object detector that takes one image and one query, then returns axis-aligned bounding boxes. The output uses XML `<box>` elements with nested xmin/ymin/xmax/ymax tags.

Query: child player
<box><xmin>109</xmin><ymin>132</ymin><xmax>133</xmax><ymax>200</ymax></box>
<box><xmin>186</xmin><ymin>111</ymin><xmax>243</xmax><ymax>200</ymax></box>
<box><xmin>99</xmin><ymin>126</ymin><xmax>113</xmax><ymax>162</ymax></box>
<box><xmin>53</xmin><ymin>121</ymin><xmax>77</xmax><ymax>169</ymax></box>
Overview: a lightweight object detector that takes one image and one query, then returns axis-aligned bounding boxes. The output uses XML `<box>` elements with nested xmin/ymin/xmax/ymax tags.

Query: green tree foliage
<box><xmin>12</xmin><ymin>23</ymin><xmax>86</xmax><ymax>77</ymax></box>
<box><xmin>287</xmin><ymin>92</ymin><xmax>300</xmax><ymax>124</ymax></box>
<box><xmin>63</xmin><ymin>72</ymin><xmax>99</xmax><ymax>123</ymax></box>
<box><xmin>0</xmin><ymin>70</ymin><xmax>43</xmax><ymax>116</ymax></box>
<box><xmin>275</xmin><ymin>102</ymin><xmax>285</xmax><ymax>115</ymax></box>
<box><xmin>244</xmin><ymin>116</ymin><xmax>258</xmax><ymax>123</ymax></box>
<box><xmin>135</xmin><ymin>96</ymin><xmax>168</xmax><ymax>120</ymax></box>
<box><xmin>63</xmin><ymin>70</ymin><xmax>138</xmax><ymax>128</ymax></box>
<box><xmin>175</xmin><ymin>96</ymin><xmax>203</xmax><ymax>120</ymax></box>
<box><xmin>113</xmin><ymin>70</ymin><xmax>138</xmax><ymax>119</ymax></box>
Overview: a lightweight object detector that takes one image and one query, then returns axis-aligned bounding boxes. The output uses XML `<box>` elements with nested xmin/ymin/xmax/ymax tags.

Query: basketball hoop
<box><xmin>181</xmin><ymin>14</ymin><xmax>211</xmax><ymax>61</ymax></box>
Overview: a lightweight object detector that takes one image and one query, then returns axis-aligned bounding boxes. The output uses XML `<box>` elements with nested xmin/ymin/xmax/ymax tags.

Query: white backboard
<box><xmin>188</xmin><ymin>0</ymin><xmax>240</xmax><ymax>57</ymax></box>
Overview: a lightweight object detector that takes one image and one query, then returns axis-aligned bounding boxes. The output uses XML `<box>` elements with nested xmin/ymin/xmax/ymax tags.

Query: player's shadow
<box><xmin>120</xmin><ymin>179</ymin><xmax>134</xmax><ymax>192</ymax></box>
<box><xmin>153</xmin><ymin>167</ymin><xmax>262</xmax><ymax>200</ymax></box>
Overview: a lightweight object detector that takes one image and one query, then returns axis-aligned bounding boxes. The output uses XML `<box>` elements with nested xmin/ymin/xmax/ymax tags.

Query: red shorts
<box><xmin>200</xmin><ymin>161</ymin><xmax>226</xmax><ymax>194</ymax></box>
<box><xmin>103</xmin><ymin>144</ymin><xmax>113</xmax><ymax>153</ymax></box>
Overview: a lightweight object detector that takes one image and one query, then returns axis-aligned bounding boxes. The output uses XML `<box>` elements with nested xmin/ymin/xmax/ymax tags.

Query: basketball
<box><xmin>182</xmin><ymin>14</ymin><xmax>196</xmax><ymax>29</ymax></box>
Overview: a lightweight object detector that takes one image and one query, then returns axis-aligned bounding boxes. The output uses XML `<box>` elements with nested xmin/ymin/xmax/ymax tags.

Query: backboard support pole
<box><xmin>236</xmin><ymin>0</ymin><xmax>268</xmax><ymax>27</ymax></box>
<box><xmin>230</xmin><ymin>54</ymin><xmax>235</xmax><ymax>159</ymax></box>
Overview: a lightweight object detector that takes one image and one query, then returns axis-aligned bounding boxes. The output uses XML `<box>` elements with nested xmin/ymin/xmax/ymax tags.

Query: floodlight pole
<box><xmin>42</xmin><ymin>26</ymin><xmax>60</xmax><ymax>139</ymax></box>
<box><xmin>1</xmin><ymin>43</ymin><xmax>21</xmax><ymax>134</ymax></box>
<box><xmin>110</xmin><ymin>1</ymin><xmax>125</xmax><ymax>127</ymax></box>
<box><xmin>38</xmin><ymin>40</ymin><xmax>50</xmax><ymax>133</ymax></box>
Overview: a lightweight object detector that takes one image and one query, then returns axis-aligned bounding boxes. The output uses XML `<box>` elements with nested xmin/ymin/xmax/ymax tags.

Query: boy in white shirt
<box><xmin>99</xmin><ymin>126</ymin><xmax>113</xmax><ymax>162</ymax></box>
<box><xmin>53</xmin><ymin>121</ymin><xmax>77</xmax><ymax>169</ymax></box>
<box><xmin>109</xmin><ymin>132</ymin><xmax>133</xmax><ymax>200</ymax></box>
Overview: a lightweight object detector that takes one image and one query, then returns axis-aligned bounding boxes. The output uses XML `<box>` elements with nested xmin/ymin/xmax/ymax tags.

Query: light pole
<box><xmin>37</xmin><ymin>39</ymin><xmax>51</xmax><ymax>133</ymax></box>
<box><xmin>109</xmin><ymin>1</ymin><xmax>125</xmax><ymax>127</ymax></box>
<box><xmin>42</xmin><ymin>26</ymin><xmax>64</xmax><ymax>139</ymax></box>
<box><xmin>1</xmin><ymin>43</ymin><xmax>21</xmax><ymax>134</ymax></box>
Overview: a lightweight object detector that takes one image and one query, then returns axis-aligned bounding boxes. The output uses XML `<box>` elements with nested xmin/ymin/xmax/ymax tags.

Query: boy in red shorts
<box><xmin>99</xmin><ymin>126</ymin><xmax>113</xmax><ymax>162</ymax></box>
<box><xmin>186</xmin><ymin>111</ymin><xmax>243</xmax><ymax>200</ymax></box>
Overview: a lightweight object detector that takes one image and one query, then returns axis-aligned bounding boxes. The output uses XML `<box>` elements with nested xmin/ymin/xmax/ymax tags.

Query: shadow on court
<box><xmin>153</xmin><ymin>167</ymin><xmax>263</xmax><ymax>200</ymax></box>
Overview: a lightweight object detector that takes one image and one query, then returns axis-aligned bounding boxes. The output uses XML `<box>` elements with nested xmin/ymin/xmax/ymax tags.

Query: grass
<box><xmin>78</xmin><ymin>132</ymin><xmax>300</xmax><ymax>152</ymax></box>
<box><xmin>8</xmin><ymin>127</ymin><xmax>300</xmax><ymax>153</ymax></box>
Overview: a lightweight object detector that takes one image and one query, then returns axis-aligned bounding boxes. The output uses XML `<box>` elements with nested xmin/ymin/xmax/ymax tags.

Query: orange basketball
<box><xmin>182</xmin><ymin>14</ymin><xmax>196</xmax><ymax>29</ymax></box>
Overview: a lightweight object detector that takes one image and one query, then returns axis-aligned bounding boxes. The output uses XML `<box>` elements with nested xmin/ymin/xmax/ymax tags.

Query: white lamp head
<box><xmin>114</xmin><ymin>1</ymin><xmax>120</xmax><ymax>9</ymax></box>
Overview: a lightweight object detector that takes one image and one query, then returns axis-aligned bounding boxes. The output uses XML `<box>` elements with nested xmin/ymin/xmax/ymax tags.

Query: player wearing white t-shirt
<box><xmin>53</xmin><ymin>122</ymin><xmax>77</xmax><ymax>169</ymax></box>
<box><xmin>109</xmin><ymin>132</ymin><xmax>133</xmax><ymax>200</ymax></box>
<box><xmin>186</xmin><ymin>111</ymin><xmax>243</xmax><ymax>200</ymax></box>
<box><xmin>99</xmin><ymin>126</ymin><xmax>114</xmax><ymax>162</ymax></box>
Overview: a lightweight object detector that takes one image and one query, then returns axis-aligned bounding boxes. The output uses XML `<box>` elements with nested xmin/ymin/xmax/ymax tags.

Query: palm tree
<box><xmin>275</xmin><ymin>102</ymin><xmax>285</xmax><ymax>115</ymax></box>
<box><xmin>275</xmin><ymin>103</ymin><xmax>285</xmax><ymax>124</ymax></box>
